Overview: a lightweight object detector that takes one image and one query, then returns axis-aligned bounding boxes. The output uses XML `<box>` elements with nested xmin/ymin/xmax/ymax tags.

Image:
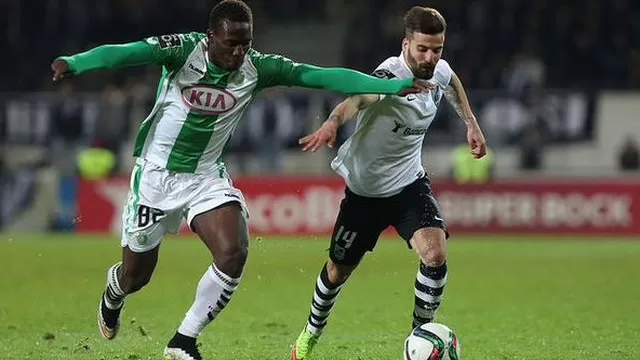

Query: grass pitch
<box><xmin>1</xmin><ymin>234</ymin><xmax>639</xmax><ymax>360</ymax></box>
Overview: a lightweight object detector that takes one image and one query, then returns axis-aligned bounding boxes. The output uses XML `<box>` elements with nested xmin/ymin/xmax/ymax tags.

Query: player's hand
<box><xmin>467</xmin><ymin>124</ymin><xmax>487</xmax><ymax>159</ymax></box>
<box><xmin>51</xmin><ymin>59</ymin><xmax>72</xmax><ymax>82</ymax></box>
<box><xmin>397</xmin><ymin>79</ymin><xmax>435</xmax><ymax>96</ymax></box>
<box><xmin>299</xmin><ymin>118</ymin><xmax>339</xmax><ymax>152</ymax></box>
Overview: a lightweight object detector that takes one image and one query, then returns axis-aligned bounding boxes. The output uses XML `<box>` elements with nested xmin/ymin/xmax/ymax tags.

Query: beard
<box><xmin>415</xmin><ymin>66</ymin><xmax>435</xmax><ymax>79</ymax></box>
<box><xmin>405</xmin><ymin>53</ymin><xmax>436</xmax><ymax>79</ymax></box>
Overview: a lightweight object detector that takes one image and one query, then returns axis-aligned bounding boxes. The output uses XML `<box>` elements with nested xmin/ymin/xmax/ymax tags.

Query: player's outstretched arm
<box><xmin>52</xmin><ymin>42</ymin><xmax>157</xmax><ymax>81</ymax></box>
<box><xmin>252</xmin><ymin>53</ymin><xmax>430</xmax><ymax>96</ymax></box>
<box><xmin>444</xmin><ymin>71</ymin><xmax>487</xmax><ymax>159</ymax></box>
<box><xmin>299</xmin><ymin>94</ymin><xmax>379</xmax><ymax>152</ymax></box>
<box><xmin>290</xmin><ymin>64</ymin><xmax>431</xmax><ymax>95</ymax></box>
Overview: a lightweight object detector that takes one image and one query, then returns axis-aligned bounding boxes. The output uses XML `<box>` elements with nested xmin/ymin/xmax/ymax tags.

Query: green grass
<box><xmin>1</xmin><ymin>234</ymin><xmax>639</xmax><ymax>360</ymax></box>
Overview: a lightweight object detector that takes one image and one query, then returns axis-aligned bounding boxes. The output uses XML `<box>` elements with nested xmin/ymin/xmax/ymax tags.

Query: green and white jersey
<box><xmin>134</xmin><ymin>32</ymin><xmax>302</xmax><ymax>174</ymax></box>
<box><xmin>61</xmin><ymin>31</ymin><xmax>414</xmax><ymax>173</ymax></box>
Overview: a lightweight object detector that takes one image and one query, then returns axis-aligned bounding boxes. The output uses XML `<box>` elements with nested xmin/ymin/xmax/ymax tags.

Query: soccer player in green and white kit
<box><xmin>290</xmin><ymin>6</ymin><xmax>486</xmax><ymax>360</ymax></box>
<box><xmin>51</xmin><ymin>1</ymin><xmax>430</xmax><ymax>359</ymax></box>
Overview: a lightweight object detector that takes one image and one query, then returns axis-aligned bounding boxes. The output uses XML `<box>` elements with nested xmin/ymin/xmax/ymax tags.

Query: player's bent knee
<box><xmin>411</xmin><ymin>228</ymin><xmax>447</xmax><ymax>267</ymax></box>
<box><xmin>213</xmin><ymin>244</ymin><xmax>248</xmax><ymax>278</ymax></box>
<box><xmin>192</xmin><ymin>202</ymin><xmax>249</xmax><ymax>277</ymax></box>
<box><xmin>326</xmin><ymin>259</ymin><xmax>356</xmax><ymax>285</ymax></box>
<box><xmin>422</xmin><ymin>248</ymin><xmax>446</xmax><ymax>267</ymax></box>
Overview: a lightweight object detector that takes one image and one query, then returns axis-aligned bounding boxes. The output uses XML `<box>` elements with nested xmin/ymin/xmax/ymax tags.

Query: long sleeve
<box><xmin>57</xmin><ymin>41</ymin><xmax>158</xmax><ymax>75</ymax></box>
<box><xmin>57</xmin><ymin>32</ymin><xmax>207</xmax><ymax>75</ymax></box>
<box><xmin>250</xmin><ymin>51</ymin><xmax>413</xmax><ymax>95</ymax></box>
<box><xmin>287</xmin><ymin>64</ymin><xmax>413</xmax><ymax>95</ymax></box>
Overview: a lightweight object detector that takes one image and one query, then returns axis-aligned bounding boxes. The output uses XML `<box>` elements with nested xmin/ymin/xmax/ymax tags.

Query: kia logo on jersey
<box><xmin>181</xmin><ymin>85</ymin><xmax>237</xmax><ymax>115</ymax></box>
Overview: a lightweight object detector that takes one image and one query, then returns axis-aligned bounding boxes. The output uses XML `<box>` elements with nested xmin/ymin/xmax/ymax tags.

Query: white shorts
<box><xmin>121</xmin><ymin>160</ymin><xmax>248</xmax><ymax>253</ymax></box>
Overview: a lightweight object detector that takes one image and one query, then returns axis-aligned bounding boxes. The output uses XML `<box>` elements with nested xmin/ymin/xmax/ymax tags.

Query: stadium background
<box><xmin>2</xmin><ymin>1</ymin><xmax>640</xmax><ymax>359</ymax></box>
<box><xmin>1</xmin><ymin>0</ymin><xmax>639</xmax><ymax>235</ymax></box>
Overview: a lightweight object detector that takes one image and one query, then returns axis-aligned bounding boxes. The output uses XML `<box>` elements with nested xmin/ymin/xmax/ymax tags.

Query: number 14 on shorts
<box><xmin>335</xmin><ymin>226</ymin><xmax>358</xmax><ymax>248</ymax></box>
<box><xmin>333</xmin><ymin>226</ymin><xmax>358</xmax><ymax>261</ymax></box>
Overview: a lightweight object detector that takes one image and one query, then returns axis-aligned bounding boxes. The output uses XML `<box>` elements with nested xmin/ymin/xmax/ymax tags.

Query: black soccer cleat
<box><xmin>97</xmin><ymin>293</ymin><xmax>122</xmax><ymax>340</ymax></box>
<box><xmin>163</xmin><ymin>332</ymin><xmax>203</xmax><ymax>360</ymax></box>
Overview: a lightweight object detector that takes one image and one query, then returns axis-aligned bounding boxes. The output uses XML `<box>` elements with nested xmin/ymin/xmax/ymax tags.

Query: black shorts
<box><xmin>329</xmin><ymin>177</ymin><xmax>449</xmax><ymax>266</ymax></box>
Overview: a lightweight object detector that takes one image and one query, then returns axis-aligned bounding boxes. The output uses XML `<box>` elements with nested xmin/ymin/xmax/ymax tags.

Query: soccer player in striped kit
<box><xmin>291</xmin><ymin>6</ymin><xmax>487</xmax><ymax>360</ymax></box>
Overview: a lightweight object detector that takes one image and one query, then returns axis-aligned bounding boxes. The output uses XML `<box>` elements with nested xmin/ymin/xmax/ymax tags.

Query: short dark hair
<box><xmin>404</xmin><ymin>7</ymin><xmax>446</xmax><ymax>36</ymax></box>
<box><xmin>209</xmin><ymin>0</ymin><xmax>253</xmax><ymax>29</ymax></box>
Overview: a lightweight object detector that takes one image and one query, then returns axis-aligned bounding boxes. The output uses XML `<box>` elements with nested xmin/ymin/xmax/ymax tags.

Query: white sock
<box><xmin>177</xmin><ymin>264</ymin><xmax>241</xmax><ymax>338</ymax></box>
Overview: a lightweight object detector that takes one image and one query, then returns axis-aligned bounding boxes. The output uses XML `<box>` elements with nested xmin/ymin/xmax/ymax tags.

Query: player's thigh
<box><xmin>392</xmin><ymin>177</ymin><xmax>449</xmax><ymax>248</ymax></box>
<box><xmin>329</xmin><ymin>189</ymin><xmax>389</xmax><ymax>266</ymax></box>
<box><xmin>186</xmin><ymin>177</ymin><xmax>249</xmax><ymax>275</ymax></box>
<box><xmin>191</xmin><ymin>202</ymin><xmax>249</xmax><ymax>259</ymax></box>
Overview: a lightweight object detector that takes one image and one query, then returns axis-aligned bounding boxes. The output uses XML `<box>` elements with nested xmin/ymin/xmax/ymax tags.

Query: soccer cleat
<box><xmin>291</xmin><ymin>327</ymin><xmax>321</xmax><ymax>360</ymax></box>
<box><xmin>163</xmin><ymin>332</ymin><xmax>203</xmax><ymax>360</ymax></box>
<box><xmin>97</xmin><ymin>295</ymin><xmax>122</xmax><ymax>340</ymax></box>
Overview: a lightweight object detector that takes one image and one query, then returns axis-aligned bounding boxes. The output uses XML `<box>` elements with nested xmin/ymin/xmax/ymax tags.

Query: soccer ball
<box><xmin>403</xmin><ymin>323</ymin><xmax>461</xmax><ymax>360</ymax></box>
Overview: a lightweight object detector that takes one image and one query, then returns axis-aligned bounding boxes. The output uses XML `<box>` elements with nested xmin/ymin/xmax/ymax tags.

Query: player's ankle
<box><xmin>304</xmin><ymin>324</ymin><xmax>323</xmax><ymax>337</ymax></box>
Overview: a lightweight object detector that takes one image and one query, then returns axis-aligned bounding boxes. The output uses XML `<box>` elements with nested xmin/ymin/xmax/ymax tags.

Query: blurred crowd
<box><xmin>1</xmin><ymin>0</ymin><xmax>639</xmax><ymax>178</ymax></box>
<box><xmin>346</xmin><ymin>0</ymin><xmax>639</xmax><ymax>90</ymax></box>
<box><xmin>2</xmin><ymin>0</ymin><xmax>639</xmax><ymax>91</ymax></box>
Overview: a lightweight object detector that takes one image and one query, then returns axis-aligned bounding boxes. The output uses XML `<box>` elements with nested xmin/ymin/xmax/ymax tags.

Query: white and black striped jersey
<box><xmin>331</xmin><ymin>53</ymin><xmax>453</xmax><ymax>197</ymax></box>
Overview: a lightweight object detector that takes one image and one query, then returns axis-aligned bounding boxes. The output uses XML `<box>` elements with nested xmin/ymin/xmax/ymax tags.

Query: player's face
<box><xmin>403</xmin><ymin>32</ymin><xmax>444</xmax><ymax>79</ymax></box>
<box><xmin>208</xmin><ymin>20</ymin><xmax>252</xmax><ymax>71</ymax></box>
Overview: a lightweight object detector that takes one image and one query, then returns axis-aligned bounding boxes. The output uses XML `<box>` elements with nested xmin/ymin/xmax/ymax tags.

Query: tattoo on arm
<box><xmin>444</xmin><ymin>73</ymin><xmax>475</xmax><ymax>127</ymax></box>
